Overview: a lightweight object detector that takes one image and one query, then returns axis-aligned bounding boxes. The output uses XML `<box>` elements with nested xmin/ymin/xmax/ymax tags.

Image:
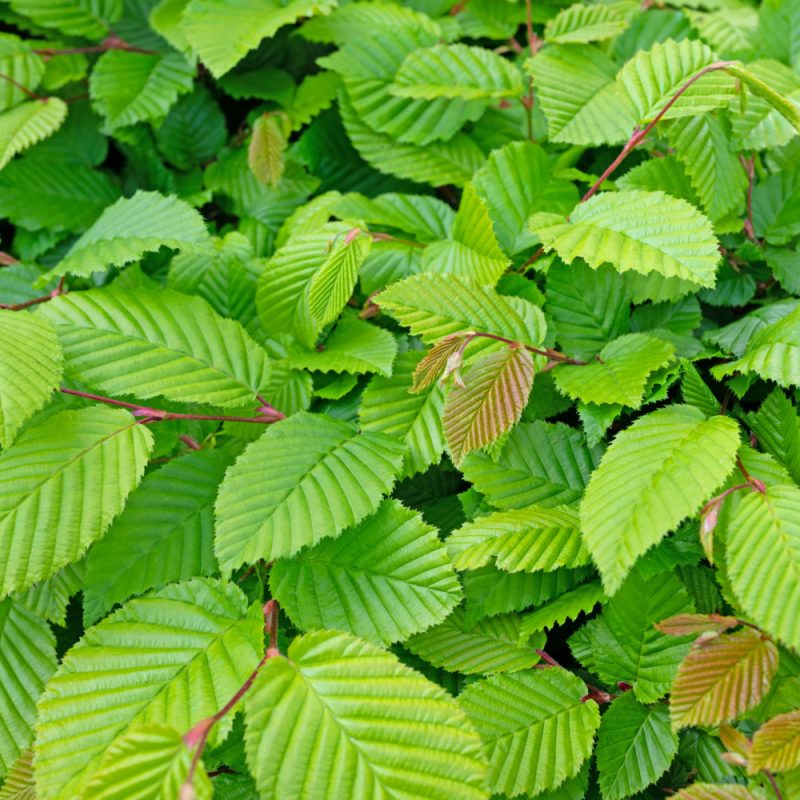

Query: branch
<box><xmin>740</xmin><ymin>155</ymin><xmax>758</xmax><ymax>242</ymax></box>
<box><xmin>33</xmin><ymin>34</ymin><xmax>157</xmax><ymax>58</ymax></box>
<box><xmin>0</xmin><ymin>251</ymin><xmax>19</xmax><ymax>266</ymax></box>
<box><xmin>0</xmin><ymin>72</ymin><xmax>47</xmax><ymax>102</ymax></box>
<box><xmin>0</xmin><ymin>278</ymin><xmax>65</xmax><ymax>310</ymax></box>
<box><xmin>581</xmin><ymin>61</ymin><xmax>733</xmax><ymax>202</ymax></box>
<box><xmin>467</xmin><ymin>331</ymin><xmax>586</xmax><ymax>365</ymax></box>
<box><xmin>59</xmin><ymin>387</ymin><xmax>286</xmax><ymax>424</ymax></box>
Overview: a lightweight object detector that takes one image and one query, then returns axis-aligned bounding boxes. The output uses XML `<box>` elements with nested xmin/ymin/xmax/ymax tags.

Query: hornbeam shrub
<box><xmin>0</xmin><ymin>0</ymin><xmax>799</xmax><ymax>798</ymax></box>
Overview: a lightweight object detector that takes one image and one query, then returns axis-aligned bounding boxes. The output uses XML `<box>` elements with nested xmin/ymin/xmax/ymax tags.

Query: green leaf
<box><xmin>530</xmin><ymin>190</ymin><xmax>720</xmax><ymax>290</ymax></box>
<box><xmin>726</xmin><ymin>61</ymin><xmax>800</xmax><ymax>139</ymax></box>
<box><xmin>0</xmin><ymin>599</ymin><xmax>55</xmax><ymax>778</ymax></box>
<box><xmin>378</xmin><ymin>273</ymin><xmax>546</xmax><ymax>349</ymax></box>
<box><xmin>546</xmin><ymin>2</ymin><xmax>630</xmax><ymax>44</ymax></box>
<box><xmin>749</xmin><ymin>709</ymin><xmax>800</xmax><ymax>774</ymax></box>
<box><xmin>752</xmin><ymin>170</ymin><xmax>800</xmax><ymax>245</ymax></box>
<box><xmin>248</xmin><ymin>111</ymin><xmax>289</xmax><ymax>187</ymax></box>
<box><xmin>746</xmin><ymin>390</ymin><xmax>800</xmax><ymax>485</ymax></box>
<box><xmin>214</xmin><ymin>411</ymin><xmax>405</xmax><ymax>570</ymax></box>
<box><xmin>391</xmin><ymin>43</ymin><xmax>523</xmax><ymax>101</ymax></box>
<box><xmin>0</xmin><ymin>98</ymin><xmax>67</xmax><ymax>170</ymax></box>
<box><xmin>270</xmin><ymin>499</ymin><xmax>462</xmax><ymax>645</ymax></box>
<box><xmin>34</xmin><ymin>578</ymin><xmax>263</xmax><ymax>799</ymax></box>
<box><xmin>40</xmin><ymin>191</ymin><xmax>210</xmax><ymax>283</ymax></box>
<box><xmin>0</xmin><ymin>750</ymin><xmax>34</xmax><ymax>800</ymax></box>
<box><xmin>7</xmin><ymin>0</ymin><xmax>123</xmax><ymax>39</ymax></box>
<box><xmin>14</xmin><ymin>561</ymin><xmax>84</xmax><ymax>627</ymax></box>
<box><xmin>360</xmin><ymin>350</ymin><xmax>446</xmax><ymax>478</ymax></box>
<box><xmin>83</xmin><ymin>449</ymin><xmax>232</xmax><ymax>624</ymax></box>
<box><xmin>519</xmin><ymin>581</ymin><xmax>606</xmax><ymax>637</ymax></box>
<box><xmin>596</xmin><ymin>692</ymin><xmax>679</xmax><ymax>800</ymax></box>
<box><xmin>0</xmin><ymin>407</ymin><xmax>153</xmax><ymax>597</ymax></box>
<box><xmin>244</xmin><ymin>629</ymin><xmax>488</xmax><ymax>800</ymax></box>
<box><xmin>405</xmin><ymin>608</ymin><xmax>546</xmax><ymax>675</ymax></box>
<box><xmin>447</xmin><ymin>504</ymin><xmax>590</xmax><ymax>573</ymax></box>
<box><xmin>0</xmin><ymin>35</ymin><xmax>44</xmax><ymax>112</ymax></box>
<box><xmin>526</xmin><ymin>44</ymin><xmax>635</xmax><ymax>146</ymax></box>
<box><xmin>725</xmin><ymin>484</ymin><xmax>800</xmax><ymax>653</ymax></box>
<box><xmin>0</xmin><ymin>310</ymin><xmax>62</xmax><ymax>449</ymax></box>
<box><xmin>90</xmin><ymin>50</ymin><xmax>194</xmax><ymax>131</ymax></box>
<box><xmin>182</xmin><ymin>0</ymin><xmax>337</xmax><ymax>77</ymax></box>
<box><xmin>616</xmin><ymin>39</ymin><xmax>735</xmax><ymax>123</ymax></box>
<box><xmin>308</xmin><ymin>231</ymin><xmax>371</xmax><ymax>327</ymax></box>
<box><xmin>443</xmin><ymin>345</ymin><xmax>534</xmax><ymax>466</ymax></box>
<box><xmin>554</xmin><ymin>333</ymin><xmax>675</xmax><ymax>408</ymax></box>
<box><xmin>580</xmin><ymin>405</ymin><xmax>740</xmax><ymax>593</ymax></box>
<box><xmin>41</xmin><ymin>287</ymin><xmax>271</xmax><ymax>406</ymax></box>
<box><xmin>712</xmin><ymin>305</ymin><xmax>800</xmax><ymax>388</ymax></box>
<box><xmin>82</xmin><ymin>724</ymin><xmax>212</xmax><ymax>800</ymax></box>
<box><xmin>461</xmin><ymin>420</ymin><xmax>602</xmax><ymax>510</ymax></box>
<box><xmin>458</xmin><ymin>667</ymin><xmax>600</xmax><ymax>796</ymax></box>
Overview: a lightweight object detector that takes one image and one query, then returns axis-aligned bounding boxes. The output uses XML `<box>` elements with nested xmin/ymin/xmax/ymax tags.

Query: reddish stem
<box><xmin>740</xmin><ymin>155</ymin><xmax>757</xmax><ymax>242</ymax></box>
<box><xmin>33</xmin><ymin>35</ymin><xmax>157</xmax><ymax>58</ymax></box>
<box><xmin>764</xmin><ymin>770</ymin><xmax>784</xmax><ymax>800</ymax></box>
<box><xmin>581</xmin><ymin>61</ymin><xmax>733</xmax><ymax>202</ymax></box>
<box><xmin>469</xmin><ymin>331</ymin><xmax>585</xmax><ymax>365</ymax></box>
<box><xmin>369</xmin><ymin>232</ymin><xmax>425</xmax><ymax>249</ymax></box>
<box><xmin>0</xmin><ymin>252</ymin><xmax>19</xmax><ymax>266</ymax></box>
<box><xmin>60</xmin><ymin>387</ymin><xmax>285</xmax><ymax>424</ymax></box>
<box><xmin>0</xmin><ymin>72</ymin><xmax>46</xmax><ymax>101</ymax></box>
<box><xmin>1</xmin><ymin>278</ymin><xmax>65</xmax><ymax>310</ymax></box>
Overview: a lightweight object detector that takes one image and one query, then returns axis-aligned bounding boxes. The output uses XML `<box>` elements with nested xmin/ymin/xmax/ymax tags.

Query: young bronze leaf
<box><xmin>670</xmin><ymin>628</ymin><xmax>779</xmax><ymax>731</ymax></box>
<box><xmin>673</xmin><ymin>785</ymin><xmax>761</xmax><ymax>800</ymax></box>
<box><xmin>412</xmin><ymin>333</ymin><xmax>470</xmax><ymax>392</ymax></box>
<box><xmin>248</xmin><ymin>111</ymin><xmax>290</xmax><ymax>186</ymax></box>
<box><xmin>655</xmin><ymin>614</ymin><xmax>740</xmax><ymax>638</ymax></box>
<box><xmin>443</xmin><ymin>345</ymin><xmax>534</xmax><ymax>466</ymax></box>
<box><xmin>748</xmin><ymin>709</ymin><xmax>800</xmax><ymax>774</ymax></box>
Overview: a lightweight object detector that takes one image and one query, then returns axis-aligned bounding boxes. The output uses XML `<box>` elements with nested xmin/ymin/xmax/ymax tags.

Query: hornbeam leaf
<box><xmin>519</xmin><ymin>581</ymin><xmax>606</xmax><ymax>637</ymax></box>
<box><xmin>40</xmin><ymin>191</ymin><xmax>211</xmax><ymax>283</ymax></box>
<box><xmin>82</xmin><ymin>724</ymin><xmax>212</xmax><ymax>800</ymax></box>
<box><xmin>553</xmin><ymin>333</ymin><xmax>675</xmax><ymax>408</ymax></box>
<box><xmin>0</xmin><ymin>750</ymin><xmax>34</xmax><ymax>800</ymax></box>
<box><xmin>580</xmin><ymin>405</ymin><xmax>740</xmax><ymax>594</ymax></box>
<box><xmin>596</xmin><ymin>691</ymin><xmax>679</xmax><ymax>800</ymax></box>
<box><xmin>34</xmin><ymin>578</ymin><xmax>264</xmax><ymax>799</ymax></box>
<box><xmin>0</xmin><ymin>98</ymin><xmax>67</xmax><ymax>170</ymax></box>
<box><xmin>7</xmin><ymin>0</ymin><xmax>123</xmax><ymax>39</ymax></box>
<box><xmin>0</xmin><ymin>599</ymin><xmax>56</xmax><ymax>778</ymax></box>
<box><xmin>725</xmin><ymin>62</ymin><xmax>800</xmax><ymax>137</ymax></box>
<box><xmin>0</xmin><ymin>36</ymin><xmax>43</xmax><ymax>113</ymax></box>
<box><xmin>410</xmin><ymin>334</ymin><xmax>468</xmax><ymax>393</ymax></box>
<box><xmin>674</xmin><ymin>786</ymin><xmax>761</xmax><ymax>800</ymax></box>
<box><xmin>0</xmin><ymin>407</ymin><xmax>153</xmax><ymax>597</ymax></box>
<box><xmin>443</xmin><ymin>345</ymin><xmax>534</xmax><ymax>466</ymax></box>
<box><xmin>391</xmin><ymin>43</ymin><xmax>524</xmax><ymax>101</ymax></box>
<box><xmin>458</xmin><ymin>667</ymin><xmax>600</xmax><ymax>797</ymax></box>
<box><xmin>530</xmin><ymin>190</ymin><xmax>720</xmax><ymax>289</ymax></box>
<box><xmin>748</xmin><ymin>709</ymin><xmax>800</xmax><ymax>774</ymax></box>
<box><xmin>545</xmin><ymin>2</ymin><xmax>629</xmax><ymax>44</ymax></box>
<box><xmin>725</xmin><ymin>484</ymin><xmax>800</xmax><ymax>652</ymax></box>
<box><xmin>244</xmin><ymin>629</ymin><xmax>489</xmax><ymax>800</ymax></box>
<box><xmin>447</xmin><ymin>504</ymin><xmax>591</xmax><ymax>573</ymax></box>
<box><xmin>405</xmin><ymin>608</ymin><xmax>546</xmax><ymax>675</ymax></box>
<box><xmin>270</xmin><ymin>500</ymin><xmax>462</xmax><ymax>645</ymax></box>
<box><xmin>214</xmin><ymin>412</ymin><xmax>405</xmax><ymax>571</ymax></box>
<box><xmin>655</xmin><ymin>614</ymin><xmax>740</xmax><ymax>637</ymax></box>
<box><xmin>616</xmin><ymin>39</ymin><xmax>736</xmax><ymax>123</ymax></box>
<box><xmin>670</xmin><ymin>628</ymin><xmax>779</xmax><ymax>731</ymax></box>
<box><xmin>0</xmin><ymin>311</ymin><xmax>62</xmax><ymax>449</ymax></box>
<box><xmin>83</xmin><ymin>449</ymin><xmax>233</xmax><ymax>624</ymax></box>
<box><xmin>248</xmin><ymin>111</ymin><xmax>289</xmax><ymax>187</ymax></box>
<box><xmin>40</xmin><ymin>287</ymin><xmax>271</xmax><ymax>407</ymax></box>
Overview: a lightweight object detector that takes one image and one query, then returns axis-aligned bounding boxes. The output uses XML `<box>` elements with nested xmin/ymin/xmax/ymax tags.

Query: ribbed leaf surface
<box><xmin>405</xmin><ymin>609</ymin><xmax>545</xmax><ymax>675</ymax></box>
<box><xmin>0</xmin><ymin>35</ymin><xmax>43</xmax><ymax>111</ymax></box>
<box><xmin>214</xmin><ymin>412</ymin><xmax>405</xmax><ymax>571</ymax></box>
<box><xmin>360</xmin><ymin>351</ymin><xmax>445</xmax><ymax>478</ymax></box>
<box><xmin>82</xmin><ymin>724</ymin><xmax>212</xmax><ymax>800</ymax></box>
<box><xmin>749</xmin><ymin>710</ymin><xmax>800</xmax><ymax>774</ymax></box>
<box><xmin>459</xmin><ymin>668</ymin><xmax>600</xmax><ymax>796</ymax></box>
<box><xmin>182</xmin><ymin>0</ymin><xmax>337</xmax><ymax>77</ymax></box>
<box><xmin>725</xmin><ymin>484</ymin><xmax>800</xmax><ymax>652</ymax></box>
<box><xmin>519</xmin><ymin>581</ymin><xmax>605</xmax><ymax>637</ymax></box>
<box><xmin>545</xmin><ymin>3</ymin><xmax>629</xmax><ymax>43</ymax></box>
<box><xmin>84</xmin><ymin>449</ymin><xmax>232</xmax><ymax>624</ymax></box>
<box><xmin>41</xmin><ymin>287</ymin><xmax>271</xmax><ymax>406</ymax></box>
<box><xmin>0</xmin><ymin>407</ymin><xmax>152</xmax><ymax>596</ymax></box>
<box><xmin>616</xmin><ymin>39</ymin><xmax>736</xmax><ymax>123</ymax></box>
<box><xmin>554</xmin><ymin>333</ymin><xmax>675</xmax><ymax>408</ymax></box>
<box><xmin>7</xmin><ymin>0</ymin><xmax>122</xmax><ymax>39</ymax></box>
<box><xmin>392</xmin><ymin>43</ymin><xmax>523</xmax><ymax>101</ymax></box>
<box><xmin>378</xmin><ymin>273</ymin><xmax>546</xmax><ymax>347</ymax></box>
<box><xmin>674</xmin><ymin>786</ymin><xmax>760</xmax><ymax>800</ymax></box>
<box><xmin>270</xmin><ymin>499</ymin><xmax>461</xmax><ymax>645</ymax></box>
<box><xmin>447</xmin><ymin>504</ymin><xmax>590</xmax><ymax>573</ymax></box>
<box><xmin>531</xmin><ymin>190</ymin><xmax>720</xmax><ymax>289</ymax></box>
<box><xmin>580</xmin><ymin>405</ymin><xmax>740</xmax><ymax>594</ymax></box>
<box><xmin>0</xmin><ymin>311</ymin><xmax>62</xmax><ymax>449</ymax></box>
<box><xmin>0</xmin><ymin>750</ymin><xmax>34</xmax><ymax>800</ymax></box>
<box><xmin>597</xmin><ymin>691</ymin><xmax>678</xmax><ymax>800</ymax></box>
<box><xmin>42</xmin><ymin>192</ymin><xmax>209</xmax><ymax>282</ymax></box>
<box><xmin>0</xmin><ymin>99</ymin><xmax>67</xmax><ymax>170</ymax></box>
<box><xmin>461</xmin><ymin>420</ymin><xmax>602</xmax><ymax>510</ymax></box>
<box><xmin>443</xmin><ymin>346</ymin><xmax>534</xmax><ymax>466</ymax></box>
<box><xmin>90</xmin><ymin>50</ymin><xmax>194</xmax><ymax>130</ymax></box>
<box><xmin>14</xmin><ymin>562</ymin><xmax>84</xmax><ymax>627</ymax></box>
<box><xmin>244</xmin><ymin>629</ymin><xmax>488</xmax><ymax>800</ymax></box>
<box><xmin>670</xmin><ymin>628</ymin><xmax>779</xmax><ymax>731</ymax></box>
<box><xmin>0</xmin><ymin>599</ymin><xmax>55</xmax><ymax>778</ymax></box>
<box><xmin>34</xmin><ymin>578</ymin><xmax>263</xmax><ymax>799</ymax></box>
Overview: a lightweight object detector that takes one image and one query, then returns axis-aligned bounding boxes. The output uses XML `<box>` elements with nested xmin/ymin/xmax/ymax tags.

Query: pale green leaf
<box><xmin>580</xmin><ymin>404</ymin><xmax>740</xmax><ymax>594</ymax></box>
<box><xmin>545</xmin><ymin>2</ymin><xmax>630</xmax><ymax>44</ymax></box>
<box><xmin>13</xmin><ymin>562</ymin><xmax>84</xmax><ymax>627</ymax></box>
<box><xmin>0</xmin><ymin>407</ymin><xmax>153</xmax><ymax>597</ymax></box>
<box><xmin>7</xmin><ymin>0</ymin><xmax>122</xmax><ymax>39</ymax></box>
<box><xmin>519</xmin><ymin>581</ymin><xmax>605</xmax><ymax>637</ymax></box>
<box><xmin>0</xmin><ymin>99</ymin><xmax>67</xmax><ymax>170</ymax></box>
<box><xmin>214</xmin><ymin>412</ymin><xmax>405</xmax><ymax>570</ymax></box>
<box><xmin>270</xmin><ymin>499</ymin><xmax>462</xmax><ymax>645</ymax></box>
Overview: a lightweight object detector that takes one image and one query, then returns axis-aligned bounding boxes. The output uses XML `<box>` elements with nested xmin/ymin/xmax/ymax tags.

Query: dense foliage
<box><xmin>0</xmin><ymin>0</ymin><xmax>799</xmax><ymax>798</ymax></box>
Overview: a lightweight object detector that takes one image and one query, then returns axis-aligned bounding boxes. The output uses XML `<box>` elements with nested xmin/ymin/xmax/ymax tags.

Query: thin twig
<box><xmin>739</xmin><ymin>155</ymin><xmax>757</xmax><ymax>242</ymax></box>
<box><xmin>0</xmin><ymin>252</ymin><xmax>19</xmax><ymax>266</ymax></box>
<box><xmin>0</xmin><ymin>73</ymin><xmax>46</xmax><ymax>101</ymax></box>
<box><xmin>0</xmin><ymin>278</ymin><xmax>65</xmax><ymax>310</ymax></box>
<box><xmin>764</xmin><ymin>770</ymin><xmax>784</xmax><ymax>800</ymax></box>
<box><xmin>468</xmin><ymin>331</ymin><xmax>585</xmax><ymax>365</ymax></box>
